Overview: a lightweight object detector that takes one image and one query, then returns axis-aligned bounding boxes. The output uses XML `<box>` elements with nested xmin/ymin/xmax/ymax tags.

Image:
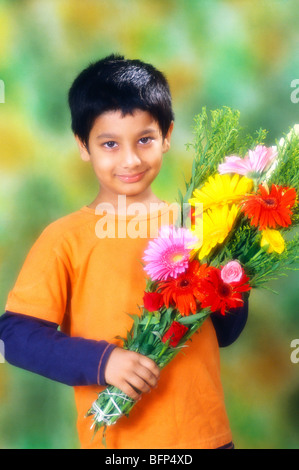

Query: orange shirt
<box><xmin>5</xmin><ymin>204</ymin><xmax>232</xmax><ymax>449</ymax></box>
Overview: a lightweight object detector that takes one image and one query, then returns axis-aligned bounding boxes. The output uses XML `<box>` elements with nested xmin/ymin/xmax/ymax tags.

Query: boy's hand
<box><xmin>104</xmin><ymin>347</ymin><xmax>160</xmax><ymax>401</ymax></box>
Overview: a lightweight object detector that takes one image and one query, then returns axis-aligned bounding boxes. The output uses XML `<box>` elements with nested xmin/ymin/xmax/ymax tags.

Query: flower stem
<box><xmin>144</xmin><ymin>313</ymin><xmax>153</xmax><ymax>330</ymax></box>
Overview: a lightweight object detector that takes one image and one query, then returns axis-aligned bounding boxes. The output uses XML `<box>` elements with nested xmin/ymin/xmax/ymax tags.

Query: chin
<box><xmin>119</xmin><ymin>179</ymin><xmax>153</xmax><ymax>195</ymax></box>
<box><xmin>123</xmin><ymin>189</ymin><xmax>147</xmax><ymax>198</ymax></box>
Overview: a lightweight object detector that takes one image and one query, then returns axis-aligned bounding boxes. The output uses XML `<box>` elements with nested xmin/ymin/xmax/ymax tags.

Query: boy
<box><xmin>0</xmin><ymin>54</ymin><xmax>248</xmax><ymax>449</ymax></box>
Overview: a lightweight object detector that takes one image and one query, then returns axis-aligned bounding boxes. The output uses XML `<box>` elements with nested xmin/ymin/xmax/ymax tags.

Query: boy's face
<box><xmin>76</xmin><ymin>109</ymin><xmax>173</xmax><ymax>207</ymax></box>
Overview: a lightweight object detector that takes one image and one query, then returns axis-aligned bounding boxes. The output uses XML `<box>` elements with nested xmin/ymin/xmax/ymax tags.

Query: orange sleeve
<box><xmin>5</xmin><ymin>224</ymin><xmax>70</xmax><ymax>325</ymax></box>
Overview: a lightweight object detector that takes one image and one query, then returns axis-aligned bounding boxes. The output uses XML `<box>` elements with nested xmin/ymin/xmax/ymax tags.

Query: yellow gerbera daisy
<box><xmin>191</xmin><ymin>204</ymin><xmax>239</xmax><ymax>260</ymax></box>
<box><xmin>260</xmin><ymin>228</ymin><xmax>285</xmax><ymax>254</ymax></box>
<box><xmin>189</xmin><ymin>173</ymin><xmax>253</xmax><ymax>211</ymax></box>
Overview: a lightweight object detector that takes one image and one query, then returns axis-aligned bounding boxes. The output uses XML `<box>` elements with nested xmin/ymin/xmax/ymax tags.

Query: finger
<box><xmin>135</xmin><ymin>365</ymin><xmax>159</xmax><ymax>389</ymax></box>
<box><xmin>122</xmin><ymin>381</ymin><xmax>143</xmax><ymax>401</ymax></box>
<box><xmin>128</xmin><ymin>374</ymin><xmax>151</xmax><ymax>394</ymax></box>
<box><xmin>138</xmin><ymin>355</ymin><xmax>160</xmax><ymax>379</ymax></box>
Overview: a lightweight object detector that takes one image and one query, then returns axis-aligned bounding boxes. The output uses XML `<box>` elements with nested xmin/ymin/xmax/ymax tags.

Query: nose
<box><xmin>120</xmin><ymin>145</ymin><xmax>142</xmax><ymax>169</ymax></box>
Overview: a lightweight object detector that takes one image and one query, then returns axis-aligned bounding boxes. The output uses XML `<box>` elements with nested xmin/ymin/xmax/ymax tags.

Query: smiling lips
<box><xmin>116</xmin><ymin>170</ymin><xmax>147</xmax><ymax>183</ymax></box>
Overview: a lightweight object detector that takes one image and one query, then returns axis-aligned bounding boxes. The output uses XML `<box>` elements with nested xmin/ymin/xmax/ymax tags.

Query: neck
<box><xmin>87</xmin><ymin>189</ymin><xmax>165</xmax><ymax>215</ymax></box>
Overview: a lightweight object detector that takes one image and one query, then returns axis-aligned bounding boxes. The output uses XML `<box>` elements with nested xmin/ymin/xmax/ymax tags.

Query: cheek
<box><xmin>145</xmin><ymin>148</ymin><xmax>163</xmax><ymax>168</ymax></box>
<box><xmin>92</xmin><ymin>156</ymin><xmax>114</xmax><ymax>175</ymax></box>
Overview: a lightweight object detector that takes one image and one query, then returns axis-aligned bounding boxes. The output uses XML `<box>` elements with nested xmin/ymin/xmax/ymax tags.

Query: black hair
<box><xmin>68</xmin><ymin>54</ymin><xmax>174</xmax><ymax>145</ymax></box>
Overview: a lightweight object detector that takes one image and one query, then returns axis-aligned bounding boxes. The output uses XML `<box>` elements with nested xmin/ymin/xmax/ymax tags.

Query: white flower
<box><xmin>279</xmin><ymin>124</ymin><xmax>299</xmax><ymax>146</ymax></box>
<box><xmin>267</xmin><ymin>124</ymin><xmax>299</xmax><ymax>181</ymax></box>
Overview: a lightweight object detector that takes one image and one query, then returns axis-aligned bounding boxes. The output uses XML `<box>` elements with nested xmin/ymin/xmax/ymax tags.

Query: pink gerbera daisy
<box><xmin>218</xmin><ymin>145</ymin><xmax>277</xmax><ymax>177</ymax></box>
<box><xmin>143</xmin><ymin>225</ymin><xmax>197</xmax><ymax>281</ymax></box>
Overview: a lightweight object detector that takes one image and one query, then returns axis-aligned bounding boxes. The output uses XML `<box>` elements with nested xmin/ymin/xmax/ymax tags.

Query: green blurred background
<box><xmin>0</xmin><ymin>0</ymin><xmax>298</xmax><ymax>449</ymax></box>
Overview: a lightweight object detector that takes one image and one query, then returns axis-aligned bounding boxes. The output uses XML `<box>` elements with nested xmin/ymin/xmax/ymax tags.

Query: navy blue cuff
<box><xmin>97</xmin><ymin>343</ymin><xmax>117</xmax><ymax>386</ymax></box>
<box><xmin>211</xmin><ymin>294</ymin><xmax>249</xmax><ymax>347</ymax></box>
<box><xmin>0</xmin><ymin>311</ymin><xmax>116</xmax><ymax>387</ymax></box>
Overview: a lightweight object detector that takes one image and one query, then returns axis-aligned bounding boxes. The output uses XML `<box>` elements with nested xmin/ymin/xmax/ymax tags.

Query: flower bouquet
<box><xmin>86</xmin><ymin>107</ymin><xmax>299</xmax><ymax>445</ymax></box>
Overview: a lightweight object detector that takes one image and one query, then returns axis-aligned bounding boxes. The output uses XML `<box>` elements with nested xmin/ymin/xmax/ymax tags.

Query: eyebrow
<box><xmin>96</xmin><ymin>128</ymin><xmax>159</xmax><ymax>140</ymax></box>
<box><xmin>96</xmin><ymin>133</ymin><xmax>117</xmax><ymax>140</ymax></box>
<box><xmin>138</xmin><ymin>128</ymin><xmax>159</xmax><ymax>136</ymax></box>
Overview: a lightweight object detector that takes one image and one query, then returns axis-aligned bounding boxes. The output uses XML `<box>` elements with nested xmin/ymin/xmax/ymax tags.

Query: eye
<box><xmin>139</xmin><ymin>136</ymin><xmax>153</xmax><ymax>145</ymax></box>
<box><xmin>103</xmin><ymin>141</ymin><xmax>118</xmax><ymax>149</ymax></box>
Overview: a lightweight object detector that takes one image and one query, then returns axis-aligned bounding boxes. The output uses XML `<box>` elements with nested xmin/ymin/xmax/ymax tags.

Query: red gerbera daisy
<box><xmin>158</xmin><ymin>260</ymin><xmax>212</xmax><ymax>316</ymax></box>
<box><xmin>197</xmin><ymin>267</ymin><xmax>251</xmax><ymax>316</ymax></box>
<box><xmin>241</xmin><ymin>184</ymin><xmax>297</xmax><ymax>230</ymax></box>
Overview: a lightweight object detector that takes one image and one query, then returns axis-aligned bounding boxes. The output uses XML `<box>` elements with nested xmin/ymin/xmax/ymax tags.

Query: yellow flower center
<box><xmin>172</xmin><ymin>254</ymin><xmax>184</xmax><ymax>263</ymax></box>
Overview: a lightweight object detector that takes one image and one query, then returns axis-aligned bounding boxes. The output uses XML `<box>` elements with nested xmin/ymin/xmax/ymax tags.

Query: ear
<box><xmin>162</xmin><ymin>121</ymin><xmax>174</xmax><ymax>154</ymax></box>
<box><xmin>75</xmin><ymin>135</ymin><xmax>90</xmax><ymax>162</ymax></box>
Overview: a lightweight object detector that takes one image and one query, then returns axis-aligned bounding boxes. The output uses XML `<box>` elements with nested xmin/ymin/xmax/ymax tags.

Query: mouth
<box><xmin>116</xmin><ymin>170</ymin><xmax>147</xmax><ymax>183</ymax></box>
